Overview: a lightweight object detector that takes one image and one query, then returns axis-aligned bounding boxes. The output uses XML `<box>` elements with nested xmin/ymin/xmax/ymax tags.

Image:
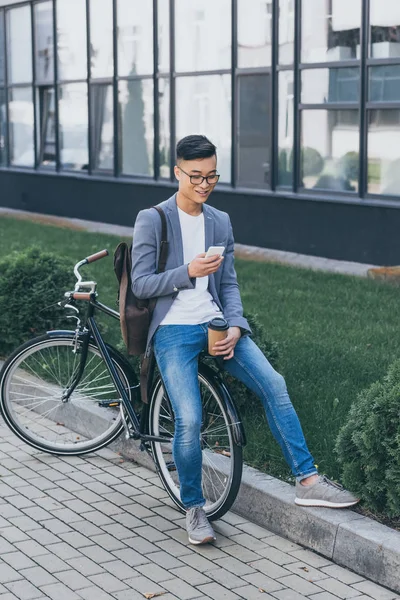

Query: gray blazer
<box><xmin>131</xmin><ymin>194</ymin><xmax>251</xmax><ymax>354</ymax></box>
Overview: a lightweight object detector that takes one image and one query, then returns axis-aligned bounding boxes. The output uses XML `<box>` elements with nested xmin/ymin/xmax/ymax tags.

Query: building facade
<box><xmin>0</xmin><ymin>0</ymin><xmax>400</xmax><ymax>263</ymax></box>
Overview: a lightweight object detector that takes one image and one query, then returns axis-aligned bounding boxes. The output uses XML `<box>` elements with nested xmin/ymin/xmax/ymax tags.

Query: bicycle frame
<box><xmin>64</xmin><ymin>295</ymin><xmax>170</xmax><ymax>446</ymax></box>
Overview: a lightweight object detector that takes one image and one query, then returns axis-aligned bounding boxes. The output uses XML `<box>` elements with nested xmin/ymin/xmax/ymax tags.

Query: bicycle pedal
<box><xmin>166</xmin><ymin>461</ymin><xmax>176</xmax><ymax>472</ymax></box>
<box><xmin>98</xmin><ymin>400</ymin><xmax>121</xmax><ymax>408</ymax></box>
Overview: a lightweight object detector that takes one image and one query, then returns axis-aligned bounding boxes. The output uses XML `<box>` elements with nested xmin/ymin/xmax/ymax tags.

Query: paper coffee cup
<box><xmin>208</xmin><ymin>317</ymin><xmax>229</xmax><ymax>355</ymax></box>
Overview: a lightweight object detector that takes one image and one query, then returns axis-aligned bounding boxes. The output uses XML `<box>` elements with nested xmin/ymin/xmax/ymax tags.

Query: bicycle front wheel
<box><xmin>0</xmin><ymin>333</ymin><xmax>135</xmax><ymax>455</ymax></box>
<box><xmin>149</xmin><ymin>367</ymin><xmax>243</xmax><ymax>521</ymax></box>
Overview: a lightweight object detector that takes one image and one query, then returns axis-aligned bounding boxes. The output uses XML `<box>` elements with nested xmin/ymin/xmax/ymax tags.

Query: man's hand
<box><xmin>188</xmin><ymin>253</ymin><xmax>224</xmax><ymax>278</ymax></box>
<box><xmin>212</xmin><ymin>326</ymin><xmax>241</xmax><ymax>360</ymax></box>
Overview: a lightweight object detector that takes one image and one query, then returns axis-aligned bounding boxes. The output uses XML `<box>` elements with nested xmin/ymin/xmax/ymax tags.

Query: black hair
<box><xmin>176</xmin><ymin>135</ymin><xmax>217</xmax><ymax>162</ymax></box>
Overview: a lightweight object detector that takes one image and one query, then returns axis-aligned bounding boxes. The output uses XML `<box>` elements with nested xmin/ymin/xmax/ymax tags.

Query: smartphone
<box><xmin>205</xmin><ymin>246</ymin><xmax>225</xmax><ymax>258</ymax></box>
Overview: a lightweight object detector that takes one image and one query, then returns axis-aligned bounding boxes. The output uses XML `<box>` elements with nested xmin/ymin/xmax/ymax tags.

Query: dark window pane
<box><xmin>369</xmin><ymin>66</ymin><xmax>400</xmax><ymax>102</ymax></box>
<box><xmin>176</xmin><ymin>75</ymin><xmax>231</xmax><ymax>182</ymax></box>
<box><xmin>7</xmin><ymin>6</ymin><xmax>32</xmax><ymax>84</ymax></box>
<box><xmin>0</xmin><ymin>11</ymin><xmax>5</xmax><ymax>85</ymax></box>
<box><xmin>158</xmin><ymin>0</ymin><xmax>169</xmax><ymax>73</ymax></box>
<box><xmin>370</xmin><ymin>1</ymin><xmax>400</xmax><ymax>58</ymax></box>
<box><xmin>159</xmin><ymin>77</ymin><xmax>170</xmax><ymax>178</ymax></box>
<box><xmin>36</xmin><ymin>87</ymin><xmax>56</xmax><ymax>167</ymax></box>
<box><xmin>302</xmin><ymin>68</ymin><xmax>360</xmax><ymax>103</ymax></box>
<box><xmin>118</xmin><ymin>0</ymin><xmax>153</xmax><ymax>76</ymax></box>
<box><xmin>119</xmin><ymin>79</ymin><xmax>154</xmax><ymax>176</ymax></box>
<box><xmin>57</xmin><ymin>0</ymin><xmax>87</xmax><ymax>81</ymax></box>
<box><xmin>175</xmin><ymin>0</ymin><xmax>231</xmax><ymax>72</ymax></box>
<box><xmin>301</xmin><ymin>0</ymin><xmax>361</xmax><ymax>63</ymax></box>
<box><xmin>91</xmin><ymin>84</ymin><xmax>114</xmax><ymax>171</ymax></box>
<box><xmin>0</xmin><ymin>88</ymin><xmax>7</xmax><ymax>165</ymax></box>
<box><xmin>9</xmin><ymin>87</ymin><xmax>34</xmax><ymax>166</ymax></box>
<box><xmin>278</xmin><ymin>71</ymin><xmax>294</xmax><ymax>186</ymax></box>
<box><xmin>300</xmin><ymin>109</ymin><xmax>359</xmax><ymax>191</ymax></box>
<box><xmin>59</xmin><ymin>83</ymin><xmax>88</xmax><ymax>170</ymax></box>
<box><xmin>34</xmin><ymin>2</ymin><xmax>54</xmax><ymax>84</ymax></box>
<box><xmin>279</xmin><ymin>0</ymin><xmax>295</xmax><ymax>65</ymax></box>
<box><xmin>238</xmin><ymin>0</ymin><xmax>272</xmax><ymax>68</ymax></box>
<box><xmin>237</xmin><ymin>74</ymin><xmax>271</xmax><ymax>188</ymax></box>
<box><xmin>90</xmin><ymin>0</ymin><xmax>113</xmax><ymax>78</ymax></box>
<box><xmin>368</xmin><ymin>109</ymin><xmax>400</xmax><ymax>196</ymax></box>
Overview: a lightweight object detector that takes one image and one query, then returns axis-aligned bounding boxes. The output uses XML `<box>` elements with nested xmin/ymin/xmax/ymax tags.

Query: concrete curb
<box><xmin>110</xmin><ymin>434</ymin><xmax>400</xmax><ymax>594</ymax></box>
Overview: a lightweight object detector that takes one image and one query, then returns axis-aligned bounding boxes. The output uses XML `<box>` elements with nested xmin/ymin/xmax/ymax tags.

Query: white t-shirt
<box><xmin>160</xmin><ymin>207</ymin><xmax>222</xmax><ymax>325</ymax></box>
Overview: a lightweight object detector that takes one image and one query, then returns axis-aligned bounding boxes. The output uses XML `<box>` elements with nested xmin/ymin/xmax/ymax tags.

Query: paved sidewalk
<box><xmin>0</xmin><ymin>418</ymin><xmax>398</xmax><ymax>600</ymax></box>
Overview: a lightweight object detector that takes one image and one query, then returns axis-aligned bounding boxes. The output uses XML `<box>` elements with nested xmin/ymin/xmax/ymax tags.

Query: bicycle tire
<box><xmin>148</xmin><ymin>364</ymin><xmax>243</xmax><ymax>521</ymax></box>
<box><xmin>0</xmin><ymin>332</ymin><xmax>137</xmax><ymax>456</ymax></box>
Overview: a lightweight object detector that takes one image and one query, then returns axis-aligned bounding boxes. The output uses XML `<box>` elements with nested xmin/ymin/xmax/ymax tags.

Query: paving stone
<box><xmin>207</xmin><ymin>567</ymin><xmax>244</xmax><ymax>589</ymax></box>
<box><xmin>0</xmin><ymin>563</ymin><xmax>23</xmax><ymax>583</ymax></box>
<box><xmin>34</xmin><ymin>497</ymin><xmax>63</xmax><ymax>511</ymax></box>
<box><xmin>19</xmin><ymin>566</ymin><xmax>58</xmax><ymax>587</ymax></box>
<box><xmin>214</xmin><ymin>521</ymin><xmax>243</xmax><ymax>537</ymax></box>
<box><xmin>28</xmin><ymin>528</ymin><xmax>60</xmax><ymax>546</ymax></box>
<box><xmin>320</xmin><ymin>565</ymin><xmax>365</xmax><ymax>586</ymax></box>
<box><xmin>102</xmin><ymin>559</ymin><xmax>139</xmax><ymax>580</ymax></box>
<box><xmin>156</xmin><ymin>539</ymin><xmax>192</xmax><ymax>558</ymax></box>
<box><xmin>4</xmin><ymin>579</ymin><xmax>44</xmax><ymax>599</ymax></box>
<box><xmin>352</xmin><ymin>581</ymin><xmax>399</xmax><ymax>600</ymax></box>
<box><xmin>266</xmin><ymin>536</ymin><xmax>304</xmax><ymax>554</ymax></box>
<box><xmin>152</xmin><ymin>505</ymin><xmax>183</xmax><ymax>521</ymax></box>
<box><xmin>0</xmin><ymin>526</ymin><xmax>30</xmax><ymax>543</ymax></box>
<box><xmin>0</xmin><ymin>595</ymin><xmax>28</xmax><ymax>600</ymax></box>
<box><xmin>2</xmin><ymin>551</ymin><xmax>36</xmax><ymax>570</ymax></box>
<box><xmin>112</xmin><ymin>511</ymin><xmax>143</xmax><ymax>529</ymax></box>
<box><xmin>0</xmin><ymin>505</ymin><xmax>24</xmax><ymax>519</ymax></box>
<box><xmin>45</xmin><ymin>541</ymin><xmax>82</xmax><ymax>561</ymax></box>
<box><xmin>7</xmin><ymin>496</ymin><xmax>35</xmax><ymax>510</ymax></box>
<box><xmin>79</xmin><ymin>544</ymin><xmax>115</xmax><ymax>564</ymax></box>
<box><xmin>46</xmin><ymin>488</ymin><xmax>75</xmax><ymax>502</ymax></box>
<box><xmin>100</xmin><ymin>523</ymin><xmax>136</xmax><ymax>540</ymax></box>
<box><xmin>143</xmin><ymin>515</ymin><xmax>178</xmax><ymax>532</ymax></box>
<box><xmin>178</xmin><ymin>552</ymin><xmax>218</xmax><ymax>573</ymax></box>
<box><xmin>236</xmin><ymin>585</ymin><xmax>284</xmax><ymax>600</ymax></box>
<box><xmin>308</xmin><ymin>592</ymin><xmax>342</xmax><ymax>600</ymax></box>
<box><xmin>215</xmin><ymin>556</ymin><xmax>256</xmax><ymax>576</ymax></box>
<box><xmin>197</xmin><ymin>581</ymin><xmax>241</xmax><ymax>599</ymax></box>
<box><xmin>272</xmin><ymin>590</ymin><xmax>308</xmax><ymax>600</ymax></box>
<box><xmin>70</xmin><ymin>520</ymin><xmax>103</xmax><ymax>537</ymax></box>
<box><xmin>133</xmin><ymin>493</ymin><xmax>163</xmax><ymax>509</ymax></box>
<box><xmin>88</xmin><ymin>533</ymin><xmax>126</xmax><ymax>551</ymax></box>
<box><xmin>136</xmin><ymin>562</ymin><xmax>177</xmax><ymax>583</ymax></box>
<box><xmin>81</xmin><ymin>510</ymin><xmax>114</xmax><ymax>527</ymax></box>
<box><xmin>41</xmin><ymin>518</ymin><xmax>73</xmax><ymax>536</ymax></box>
<box><xmin>49</xmin><ymin>507</ymin><xmax>82</xmax><ymax>523</ymax></box>
<box><xmin>8</xmin><ymin>516</ymin><xmax>43</xmax><ymax>532</ymax></box>
<box><xmin>100</xmin><ymin>491</ymin><xmax>134</xmax><ymax>506</ymax></box>
<box><xmin>124</xmin><ymin>536</ymin><xmax>162</xmax><ymax>554</ymax></box>
<box><xmin>21</xmin><ymin>507</ymin><xmax>52</xmax><ymax>522</ymax></box>
<box><xmin>158</xmin><ymin>577</ymin><xmax>201</xmax><ymax>599</ymax></box>
<box><xmin>131</xmin><ymin>524</ymin><xmax>167</xmax><ymax>543</ymax></box>
<box><xmin>242</xmin><ymin>572</ymin><xmax>285</xmax><ymax>593</ymax></box>
<box><xmin>32</xmin><ymin>552</ymin><xmax>70</xmax><ymax>573</ymax></box>
<box><xmin>122</xmin><ymin>575</ymin><xmax>166</xmax><ymax>596</ymax></box>
<box><xmin>191</xmin><ymin>543</ymin><xmax>230</xmax><ymax>560</ymax></box>
<box><xmin>230</xmin><ymin>533</ymin><xmax>270</xmax><ymax>553</ymax></box>
<box><xmin>224</xmin><ymin>544</ymin><xmax>264</xmax><ymax>563</ymax></box>
<box><xmin>288</xmin><ymin>549</ymin><xmax>333</xmax><ymax>569</ymax></box>
<box><xmin>84</xmin><ymin>482</ymin><xmax>112</xmax><ymax>495</ymax></box>
<box><xmin>276</xmin><ymin>574</ymin><xmax>326</xmax><ymax>597</ymax></box>
<box><xmin>72</xmin><ymin>489</ymin><xmax>103</xmax><ymax>504</ymax></box>
<box><xmin>14</xmin><ymin>540</ymin><xmax>49</xmax><ymax>557</ymax></box>
<box><xmin>256</xmin><ymin>546</ymin><xmax>299</xmax><ymax>566</ymax></box>
<box><xmin>316</xmin><ymin>577</ymin><xmax>363</xmax><ymax>599</ymax></box>
<box><xmin>284</xmin><ymin>561</ymin><xmax>330</xmax><ymax>582</ymax></box>
<box><xmin>66</xmin><ymin>556</ymin><xmax>105</xmax><ymax>576</ymax></box>
<box><xmin>90</xmin><ymin>500</ymin><xmax>125</xmax><ymax>516</ymax></box>
<box><xmin>59</xmin><ymin>531</ymin><xmax>94</xmax><ymax>548</ymax></box>
<box><xmin>88</xmin><ymin>572</ymin><xmax>129</xmax><ymax>593</ymax></box>
<box><xmin>17</xmin><ymin>487</ymin><xmax>46</xmax><ymax>500</ymax></box>
<box><xmin>27</xmin><ymin>477</ymin><xmax>56</xmax><ymax>492</ymax></box>
<box><xmin>62</xmin><ymin>499</ymin><xmax>93</xmax><ymax>514</ymax></box>
<box><xmin>112</xmin><ymin>548</ymin><xmax>150</xmax><ymax>567</ymax></box>
<box><xmin>39</xmin><ymin>582</ymin><xmax>81</xmax><ymax>600</ymax></box>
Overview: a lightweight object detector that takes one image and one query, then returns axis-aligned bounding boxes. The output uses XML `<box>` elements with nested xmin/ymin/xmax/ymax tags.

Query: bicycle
<box><xmin>0</xmin><ymin>249</ymin><xmax>245</xmax><ymax>520</ymax></box>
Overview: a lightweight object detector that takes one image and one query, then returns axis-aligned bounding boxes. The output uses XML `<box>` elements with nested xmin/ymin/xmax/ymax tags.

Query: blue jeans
<box><xmin>153</xmin><ymin>323</ymin><xmax>317</xmax><ymax>509</ymax></box>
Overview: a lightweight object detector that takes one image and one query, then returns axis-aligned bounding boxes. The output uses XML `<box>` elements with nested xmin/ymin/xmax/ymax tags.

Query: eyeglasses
<box><xmin>178</xmin><ymin>166</ymin><xmax>220</xmax><ymax>186</ymax></box>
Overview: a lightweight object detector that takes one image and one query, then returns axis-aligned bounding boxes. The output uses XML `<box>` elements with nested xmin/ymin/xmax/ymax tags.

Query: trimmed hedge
<box><xmin>0</xmin><ymin>248</ymin><xmax>72</xmax><ymax>356</ymax></box>
<box><xmin>335</xmin><ymin>359</ymin><xmax>400</xmax><ymax>517</ymax></box>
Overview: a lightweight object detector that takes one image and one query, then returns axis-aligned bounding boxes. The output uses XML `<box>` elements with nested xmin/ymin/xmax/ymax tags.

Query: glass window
<box><xmin>36</xmin><ymin>87</ymin><xmax>56</xmax><ymax>166</ymax></box>
<box><xmin>34</xmin><ymin>2</ymin><xmax>54</xmax><ymax>84</ymax></box>
<box><xmin>175</xmin><ymin>0</ymin><xmax>231</xmax><ymax>72</ymax></box>
<box><xmin>119</xmin><ymin>78</ymin><xmax>154</xmax><ymax>176</ymax></box>
<box><xmin>370</xmin><ymin>1</ymin><xmax>400</xmax><ymax>58</ymax></box>
<box><xmin>278</xmin><ymin>70</ymin><xmax>294</xmax><ymax>186</ymax></box>
<box><xmin>0</xmin><ymin>11</ymin><xmax>5</xmax><ymax>85</ymax></box>
<box><xmin>9</xmin><ymin>87</ymin><xmax>34</xmax><ymax>166</ymax></box>
<box><xmin>238</xmin><ymin>0</ymin><xmax>272</xmax><ymax>68</ymax></box>
<box><xmin>59</xmin><ymin>83</ymin><xmax>88</xmax><ymax>170</ymax></box>
<box><xmin>237</xmin><ymin>74</ymin><xmax>271</xmax><ymax>188</ymax></box>
<box><xmin>301</xmin><ymin>0</ymin><xmax>361</xmax><ymax>63</ymax></box>
<box><xmin>57</xmin><ymin>0</ymin><xmax>87</xmax><ymax>81</ymax></box>
<box><xmin>279</xmin><ymin>0</ymin><xmax>295</xmax><ymax>65</ymax></box>
<box><xmin>7</xmin><ymin>6</ymin><xmax>32</xmax><ymax>84</ymax></box>
<box><xmin>300</xmin><ymin>109</ymin><xmax>359</xmax><ymax>191</ymax></box>
<box><xmin>91</xmin><ymin>84</ymin><xmax>114</xmax><ymax>171</ymax></box>
<box><xmin>369</xmin><ymin>66</ymin><xmax>400</xmax><ymax>103</ymax></box>
<box><xmin>176</xmin><ymin>75</ymin><xmax>231</xmax><ymax>183</ymax></box>
<box><xmin>90</xmin><ymin>0</ymin><xmax>113</xmax><ymax>79</ymax></box>
<box><xmin>368</xmin><ymin>109</ymin><xmax>400</xmax><ymax>196</ymax></box>
<box><xmin>301</xmin><ymin>68</ymin><xmax>360</xmax><ymax>104</ymax></box>
<box><xmin>118</xmin><ymin>0</ymin><xmax>153</xmax><ymax>76</ymax></box>
<box><xmin>0</xmin><ymin>87</ymin><xmax>7</xmax><ymax>166</ymax></box>
<box><xmin>158</xmin><ymin>0</ymin><xmax>169</xmax><ymax>73</ymax></box>
<box><xmin>159</xmin><ymin>77</ymin><xmax>170</xmax><ymax>178</ymax></box>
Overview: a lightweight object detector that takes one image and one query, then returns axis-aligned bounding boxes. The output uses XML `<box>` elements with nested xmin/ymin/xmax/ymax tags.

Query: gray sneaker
<box><xmin>295</xmin><ymin>475</ymin><xmax>360</xmax><ymax>508</ymax></box>
<box><xmin>186</xmin><ymin>506</ymin><xmax>216</xmax><ymax>545</ymax></box>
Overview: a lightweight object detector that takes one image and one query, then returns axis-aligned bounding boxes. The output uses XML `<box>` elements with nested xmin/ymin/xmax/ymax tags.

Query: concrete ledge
<box><xmin>113</xmin><ymin>434</ymin><xmax>400</xmax><ymax>593</ymax></box>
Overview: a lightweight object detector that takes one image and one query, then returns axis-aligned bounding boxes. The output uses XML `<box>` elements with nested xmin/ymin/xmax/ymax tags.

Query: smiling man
<box><xmin>131</xmin><ymin>134</ymin><xmax>359</xmax><ymax>546</ymax></box>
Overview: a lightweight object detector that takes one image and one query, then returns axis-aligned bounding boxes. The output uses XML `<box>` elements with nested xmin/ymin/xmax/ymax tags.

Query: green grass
<box><xmin>1</xmin><ymin>214</ymin><xmax>400</xmax><ymax>482</ymax></box>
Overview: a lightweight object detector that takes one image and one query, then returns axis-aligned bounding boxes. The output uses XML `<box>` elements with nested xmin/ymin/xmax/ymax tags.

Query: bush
<box><xmin>339</xmin><ymin>151</ymin><xmax>359</xmax><ymax>181</ymax></box>
<box><xmin>335</xmin><ymin>359</ymin><xmax>400</xmax><ymax>517</ymax></box>
<box><xmin>301</xmin><ymin>147</ymin><xmax>324</xmax><ymax>177</ymax></box>
<box><xmin>221</xmin><ymin>312</ymin><xmax>280</xmax><ymax>414</ymax></box>
<box><xmin>0</xmin><ymin>247</ymin><xmax>73</xmax><ymax>356</ymax></box>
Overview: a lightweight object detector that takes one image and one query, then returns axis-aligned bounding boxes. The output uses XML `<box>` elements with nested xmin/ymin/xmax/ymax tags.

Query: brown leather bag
<box><xmin>114</xmin><ymin>206</ymin><xmax>168</xmax><ymax>357</ymax></box>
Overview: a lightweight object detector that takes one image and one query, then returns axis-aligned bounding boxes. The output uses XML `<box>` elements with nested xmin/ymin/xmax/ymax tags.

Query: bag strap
<box><xmin>152</xmin><ymin>206</ymin><xmax>168</xmax><ymax>274</ymax></box>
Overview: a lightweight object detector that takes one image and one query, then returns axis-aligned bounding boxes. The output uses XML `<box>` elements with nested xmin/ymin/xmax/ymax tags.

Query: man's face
<box><xmin>174</xmin><ymin>155</ymin><xmax>218</xmax><ymax>206</ymax></box>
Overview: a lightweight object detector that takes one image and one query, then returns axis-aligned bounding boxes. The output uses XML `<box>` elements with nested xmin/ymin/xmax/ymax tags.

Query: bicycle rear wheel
<box><xmin>0</xmin><ymin>332</ymin><xmax>135</xmax><ymax>455</ymax></box>
<box><xmin>149</xmin><ymin>366</ymin><xmax>243</xmax><ymax>521</ymax></box>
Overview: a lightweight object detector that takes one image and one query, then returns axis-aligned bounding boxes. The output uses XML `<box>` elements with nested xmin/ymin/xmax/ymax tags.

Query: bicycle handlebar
<box><xmin>85</xmin><ymin>249</ymin><xmax>109</xmax><ymax>264</ymax></box>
